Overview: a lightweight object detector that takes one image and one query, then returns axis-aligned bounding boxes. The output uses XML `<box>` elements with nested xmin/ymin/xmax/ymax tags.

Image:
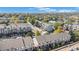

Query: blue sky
<box><xmin>0</xmin><ymin>7</ymin><xmax>79</xmax><ymax>13</ymax></box>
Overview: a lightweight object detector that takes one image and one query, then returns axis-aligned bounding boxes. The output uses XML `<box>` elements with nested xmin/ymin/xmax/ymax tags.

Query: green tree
<box><xmin>54</xmin><ymin>22</ymin><xmax>63</xmax><ymax>29</ymax></box>
<box><xmin>31</xmin><ymin>17</ymin><xmax>36</xmax><ymax>25</ymax></box>
<box><xmin>43</xmin><ymin>16</ymin><xmax>49</xmax><ymax>22</ymax></box>
<box><xmin>24</xmin><ymin>16</ymin><xmax>28</xmax><ymax>23</ymax></box>
<box><xmin>72</xmin><ymin>30</ymin><xmax>79</xmax><ymax>41</ymax></box>
<box><xmin>26</xmin><ymin>16</ymin><xmax>36</xmax><ymax>25</ymax></box>
<box><xmin>69</xmin><ymin>30</ymin><xmax>76</xmax><ymax>42</ymax></box>
<box><xmin>26</xmin><ymin>31</ymin><xmax>34</xmax><ymax>37</ymax></box>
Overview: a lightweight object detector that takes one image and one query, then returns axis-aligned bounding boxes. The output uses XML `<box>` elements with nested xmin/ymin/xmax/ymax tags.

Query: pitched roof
<box><xmin>0</xmin><ymin>37</ymin><xmax>33</xmax><ymax>51</ymax></box>
<box><xmin>0</xmin><ymin>23</ymin><xmax>32</xmax><ymax>34</ymax></box>
<box><xmin>23</xmin><ymin>37</ymin><xmax>34</xmax><ymax>49</ymax></box>
<box><xmin>0</xmin><ymin>39</ymin><xmax>24</xmax><ymax>51</ymax></box>
<box><xmin>36</xmin><ymin>32</ymin><xmax>71</xmax><ymax>46</ymax></box>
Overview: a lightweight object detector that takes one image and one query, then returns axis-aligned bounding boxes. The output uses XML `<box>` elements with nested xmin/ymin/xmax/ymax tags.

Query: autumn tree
<box><xmin>53</xmin><ymin>26</ymin><xmax>64</xmax><ymax>33</ymax></box>
<box><xmin>33</xmin><ymin>30</ymin><xmax>41</xmax><ymax>36</ymax></box>
<box><xmin>11</xmin><ymin>15</ymin><xmax>19</xmax><ymax>24</ymax></box>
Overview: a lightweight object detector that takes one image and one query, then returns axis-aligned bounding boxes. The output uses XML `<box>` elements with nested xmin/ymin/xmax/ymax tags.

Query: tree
<box><xmin>72</xmin><ymin>30</ymin><xmax>79</xmax><ymax>41</ymax></box>
<box><xmin>31</xmin><ymin>17</ymin><xmax>36</xmax><ymax>25</ymax></box>
<box><xmin>50</xmin><ymin>16</ymin><xmax>58</xmax><ymax>21</ymax></box>
<box><xmin>69</xmin><ymin>30</ymin><xmax>76</xmax><ymax>42</ymax></box>
<box><xmin>26</xmin><ymin>31</ymin><xmax>34</xmax><ymax>37</ymax></box>
<box><xmin>24</xmin><ymin>16</ymin><xmax>28</xmax><ymax>23</ymax></box>
<box><xmin>26</xmin><ymin>16</ymin><xmax>36</xmax><ymax>25</ymax></box>
<box><xmin>54</xmin><ymin>22</ymin><xmax>63</xmax><ymax>29</ymax></box>
<box><xmin>34</xmin><ymin>30</ymin><xmax>41</xmax><ymax>36</ymax></box>
<box><xmin>53</xmin><ymin>26</ymin><xmax>64</xmax><ymax>33</ymax></box>
<box><xmin>43</xmin><ymin>16</ymin><xmax>49</xmax><ymax>23</ymax></box>
<box><xmin>11</xmin><ymin>15</ymin><xmax>19</xmax><ymax>24</ymax></box>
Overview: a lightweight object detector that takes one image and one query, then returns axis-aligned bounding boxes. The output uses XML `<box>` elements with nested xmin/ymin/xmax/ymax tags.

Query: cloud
<box><xmin>36</xmin><ymin>7</ymin><xmax>77</xmax><ymax>13</ymax></box>
<box><xmin>58</xmin><ymin>9</ymin><xmax>76</xmax><ymax>12</ymax></box>
<box><xmin>36</xmin><ymin>7</ymin><xmax>56</xmax><ymax>12</ymax></box>
<box><xmin>38</xmin><ymin>7</ymin><xmax>50</xmax><ymax>11</ymax></box>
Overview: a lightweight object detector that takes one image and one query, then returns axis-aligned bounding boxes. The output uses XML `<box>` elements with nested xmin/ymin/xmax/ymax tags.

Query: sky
<box><xmin>0</xmin><ymin>7</ymin><xmax>79</xmax><ymax>13</ymax></box>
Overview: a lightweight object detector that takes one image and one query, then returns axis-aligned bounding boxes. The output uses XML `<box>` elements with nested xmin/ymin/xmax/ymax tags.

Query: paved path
<box><xmin>52</xmin><ymin>41</ymin><xmax>79</xmax><ymax>51</ymax></box>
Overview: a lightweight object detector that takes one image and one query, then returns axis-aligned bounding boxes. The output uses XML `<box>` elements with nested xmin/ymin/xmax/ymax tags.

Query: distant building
<box><xmin>43</xmin><ymin>25</ymin><xmax>54</xmax><ymax>32</ymax></box>
<box><xmin>18</xmin><ymin>15</ymin><xmax>25</xmax><ymax>20</ymax></box>
<box><xmin>0</xmin><ymin>16</ymin><xmax>11</xmax><ymax>23</ymax></box>
<box><xmin>72</xmin><ymin>24</ymin><xmax>79</xmax><ymax>31</ymax></box>
<box><xmin>41</xmin><ymin>23</ymin><xmax>54</xmax><ymax>32</ymax></box>
<box><xmin>64</xmin><ymin>24</ymin><xmax>79</xmax><ymax>31</ymax></box>
<box><xmin>0</xmin><ymin>23</ymin><xmax>32</xmax><ymax>37</ymax></box>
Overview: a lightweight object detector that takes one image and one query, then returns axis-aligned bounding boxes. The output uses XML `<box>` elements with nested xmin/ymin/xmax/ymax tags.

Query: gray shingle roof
<box><xmin>0</xmin><ymin>39</ymin><xmax>24</xmax><ymax>51</ymax></box>
<box><xmin>0</xmin><ymin>37</ymin><xmax>33</xmax><ymax>51</ymax></box>
<box><xmin>36</xmin><ymin>32</ymin><xmax>71</xmax><ymax>46</ymax></box>
<box><xmin>0</xmin><ymin>23</ymin><xmax>32</xmax><ymax>34</ymax></box>
<box><xmin>23</xmin><ymin>37</ymin><xmax>34</xmax><ymax>49</ymax></box>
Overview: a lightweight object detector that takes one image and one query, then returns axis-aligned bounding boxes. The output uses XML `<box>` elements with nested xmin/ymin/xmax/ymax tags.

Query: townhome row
<box><xmin>0</xmin><ymin>32</ymin><xmax>71</xmax><ymax>51</ymax></box>
<box><xmin>0</xmin><ymin>23</ymin><xmax>32</xmax><ymax>38</ymax></box>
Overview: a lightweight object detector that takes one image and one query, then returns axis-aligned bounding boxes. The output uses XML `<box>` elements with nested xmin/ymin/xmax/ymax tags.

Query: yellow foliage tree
<box><xmin>33</xmin><ymin>30</ymin><xmax>41</xmax><ymax>36</ymax></box>
<box><xmin>11</xmin><ymin>16</ymin><xmax>19</xmax><ymax>25</ymax></box>
<box><xmin>53</xmin><ymin>26</ymin><xmax>64</xmax><ymax>33</ymax></box>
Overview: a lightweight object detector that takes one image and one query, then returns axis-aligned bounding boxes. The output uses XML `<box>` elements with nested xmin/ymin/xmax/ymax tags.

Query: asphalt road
<box><xmin>52</xmin><ymin>41</ymin><xmax>79</xmax><ymax>51</ymax></box>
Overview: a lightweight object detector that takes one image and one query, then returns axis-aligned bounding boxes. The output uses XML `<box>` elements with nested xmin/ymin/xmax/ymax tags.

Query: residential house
<box><xmin>41</xmin><ymin>23</ymin><xmax>54</xmax><ymax>32</ymax></box>
<box><xmin>0</xmin><ymin>23</ymin><xmax>32</xmax><ymax>38</ymax></box>
<box><xmin>35</xmin><ymin>32</ymin><xmax>71</xmax><ymax>50</ymax></box>
<box><xmin>72</xmin><ymin>24</ymin><xmax>79</xmax><ymax>31</ymax></box>
<box><xmin>0</xmin><ymin>37</ymin><xmax>34</xmax><ymax>51</ymax></box>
